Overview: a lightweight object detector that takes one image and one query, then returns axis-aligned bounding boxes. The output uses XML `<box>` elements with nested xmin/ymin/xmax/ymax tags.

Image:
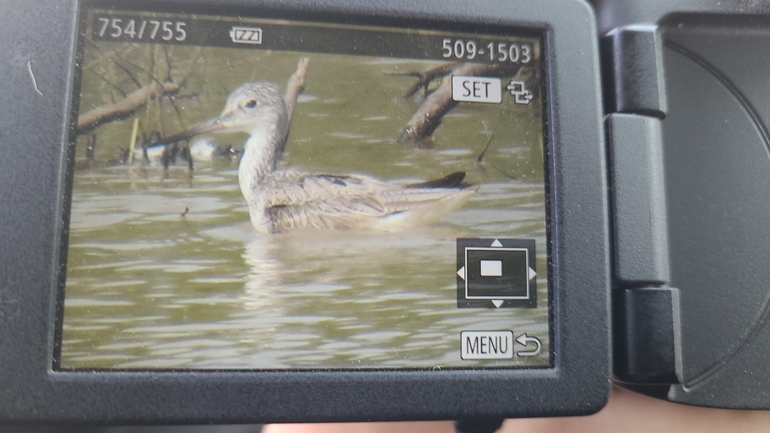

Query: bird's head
<box><xmin>163</xmin><ymin>82</ymin><xmax>287</xmax><ymax>141</ymax></box>
<box><xmin>215</xmin><ymin>82</ymin><xmax>286</xmax><ymax>133</ymax></box>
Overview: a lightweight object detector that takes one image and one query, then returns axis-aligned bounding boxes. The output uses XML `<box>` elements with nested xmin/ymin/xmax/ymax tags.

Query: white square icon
<box><xmin>479</xmin><ymin>260</ymin><xmax>503</xmax><ymax>277</ymax></box>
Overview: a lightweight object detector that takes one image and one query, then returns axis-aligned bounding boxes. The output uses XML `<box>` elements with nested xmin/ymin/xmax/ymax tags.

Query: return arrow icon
<box><xmin>515</xmin><ymin>333</ymin><xmax>542</xmax><ymax>357</ymax></box>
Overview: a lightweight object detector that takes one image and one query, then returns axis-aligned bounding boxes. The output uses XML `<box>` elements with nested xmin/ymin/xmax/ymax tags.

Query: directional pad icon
<box><xmin>456</xmin><ymin>238</ymin><xmax>537</xmax><ymax>309</ymax></box>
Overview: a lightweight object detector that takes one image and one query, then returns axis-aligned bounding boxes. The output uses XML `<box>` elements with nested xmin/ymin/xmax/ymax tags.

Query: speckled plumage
<box><xmin>187</xmin><ymin>81</ymin><xmax>477</xmax><ymax>233</ymax></box>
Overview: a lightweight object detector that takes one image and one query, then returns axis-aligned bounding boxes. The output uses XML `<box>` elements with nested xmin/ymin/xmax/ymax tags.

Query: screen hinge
<box><xmin>601</xmin><ymin>25</ymin><xmax>667</xmax><ymax>118</ymax></box>
<box><xmin>607</xmin><ymin>113</ymin><xmax>682</xmax><ymax>386</ymax></box>
<box><xmin>601</xmin><ymin>26</ymin><xmax>682</xmax><ymax>385</ymax></box>
<box><xmin>604</xmin><ymin>25</ymin><xmax>682</xmax><ymax>384</ymax></box>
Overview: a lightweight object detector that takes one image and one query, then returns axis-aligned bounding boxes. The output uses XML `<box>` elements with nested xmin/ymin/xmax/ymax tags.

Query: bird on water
<box><xmin>167</xmin><ymin>81</ymin><xmax>477</xmax><ymax>233</ymax></box>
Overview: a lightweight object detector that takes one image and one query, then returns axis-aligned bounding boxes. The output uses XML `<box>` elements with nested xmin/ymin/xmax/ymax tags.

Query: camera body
<box><xmin>599</xmin><ymin>0</ymin><xmax>770</xmax><ymax>408</ymax></box>
<box><xmin>0</xmin><ymin>0</ymin><xmax>768</xmax><ymax>424</ymax></box>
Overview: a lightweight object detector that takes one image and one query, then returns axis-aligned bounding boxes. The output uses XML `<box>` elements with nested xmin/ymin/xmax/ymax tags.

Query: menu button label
<box><xmin>461</xmin><ymin>331</ymin><xmax>514</xmax><ymax>360</ymax></box>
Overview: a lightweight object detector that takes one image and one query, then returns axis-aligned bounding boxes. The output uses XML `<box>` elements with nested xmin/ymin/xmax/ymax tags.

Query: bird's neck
<box><xmin>238</xmin><ymin>110</ymin><xmax>289</xmax><ymax>203</ymax></box>
<box><xmin>239</xmin><ymin>129</ymin><xmax>277</xmax><ymax>204</ymax></box>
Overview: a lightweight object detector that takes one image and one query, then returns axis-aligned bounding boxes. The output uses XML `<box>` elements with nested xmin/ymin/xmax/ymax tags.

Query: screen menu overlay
<box><xmin>57</xmin><ymin>7</ymin><xmax>550</xmax><ymax>370</ymax></box>
<box><xmin>456</xmin><ymin>238</ymin><xmax>537</xmax><ymax>309</ymax></box>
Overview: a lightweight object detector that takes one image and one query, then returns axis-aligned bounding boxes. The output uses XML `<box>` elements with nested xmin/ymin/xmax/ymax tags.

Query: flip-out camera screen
<box><xmin>57</xmin><ymin>6</ymin><xmax>549</xmax><ymax>370</ymax></box>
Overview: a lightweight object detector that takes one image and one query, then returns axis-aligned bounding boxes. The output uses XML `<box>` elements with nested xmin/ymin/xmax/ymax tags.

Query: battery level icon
<box><xmin>230</xmin><ymin>26</ymin><xmax>262</xmax><ymax>44</ymax></box>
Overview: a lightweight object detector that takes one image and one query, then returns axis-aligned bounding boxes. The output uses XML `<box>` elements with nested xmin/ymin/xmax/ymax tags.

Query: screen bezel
<box><xmin>0</xmin><ymin>0</ymin><xmax>610</xmax><ymax>423</ymax></box>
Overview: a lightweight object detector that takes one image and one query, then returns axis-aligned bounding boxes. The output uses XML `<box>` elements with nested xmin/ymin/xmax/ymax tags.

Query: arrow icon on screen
<box><xmin>515</xmin><ymin>333</ymin><xmax>542</xmax><ymax>357</ymax></box>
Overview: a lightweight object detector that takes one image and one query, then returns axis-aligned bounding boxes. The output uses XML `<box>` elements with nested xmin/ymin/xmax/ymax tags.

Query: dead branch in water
<box><xmin>397</xmin><ymin>62</ymin><xmax>526</xmax><ymax>145</ymax></box>
<box><xmin>77</xmin><ymin>81</ymin><xmax>181</xmax><ymax>134</ymax></box>
<box><xmin>284</xmin><ymin>57</ymin><xmax>311</xmax><ymax>123</ymax></box>
<box><xmin>76</xmin><ymin>45</ymin><xmax>204</xmax><ymax>136</ymax></box>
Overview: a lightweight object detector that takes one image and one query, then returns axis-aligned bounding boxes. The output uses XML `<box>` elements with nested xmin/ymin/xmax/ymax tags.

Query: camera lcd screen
<box><xmin>56</xmin><ymin>6</ymin><xmax>550</xmax><ymax>370</ymax></box>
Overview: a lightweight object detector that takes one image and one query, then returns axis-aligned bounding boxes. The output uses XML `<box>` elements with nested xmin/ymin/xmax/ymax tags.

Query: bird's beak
<box><xmin>159</xmin><ymin>114</ymin><xmax>232</xmax><ymax>144</ymax></box>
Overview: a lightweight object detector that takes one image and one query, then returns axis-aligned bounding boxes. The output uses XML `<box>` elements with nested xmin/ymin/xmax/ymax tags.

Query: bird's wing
<box><xmin>259</xmin><ymin>171</ymin><xmax>474</xmax><ymax>232</ymax></box>
<box><xmin>261</xmin><ymin>170</ymin><xmax>385</xmax><ymax>205</ymax></box>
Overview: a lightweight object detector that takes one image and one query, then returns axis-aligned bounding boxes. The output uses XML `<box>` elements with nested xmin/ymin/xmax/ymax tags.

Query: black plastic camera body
<box><xmin>1</xmin><ymin>0</ymin><xmax>770</xmax><ymax>424</ymax></box>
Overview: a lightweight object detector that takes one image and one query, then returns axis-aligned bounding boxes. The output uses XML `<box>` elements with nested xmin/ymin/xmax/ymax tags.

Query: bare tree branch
<box><xmin>83</xmin><ymin>45</ymin><xmax>132</xmax><ymax>72</ymax></box>
<box><xmin>112</xmin><ymin>59</ymin><xmax>143</xmax><ymax>89</ymax></box>
<box><xmin>386</xmin><ymin>62</ymin><xmax>457</xmax><ymax>99</ymax></box>
<box><xmin>284</xmin><ymin>57</ymin><xmax>311</xmax><ymax>123</ymax></box>
<box><xmin>397</xmin><ymin>62</ymin><xmax>521</xmax><ymax>145</ymax></box>
<box><xmin>156</xmin><ymin>94</ymin><xmax>165</xmax><ymax>137</ymax></box>
<box><xmin>77</xmin><ymin>81</ymin><xmax>181</xmax><ymax>134</ymax></box>
<box><xmin>113</xmin><ymin>50</ymin><xmax>167</xmax><ymax>88</ymax></box>
<box><xmin>163</xmin><ymin>46</ymin><xmax>173</xmax><ymax>82</ymax></box>
<box><xmin>167</xmin><ymin>95</ymin><xmax>186</xmax><ymax>129</ymax></box>
<box><xmin>88</xmin><ymin>69</ymin><xmax>128</xmax><ymax>97</ymax></box>
<box><xmin>177</xmin><ymin>46</ymin><xmax>205</xmax><ymax>88</ymax></box>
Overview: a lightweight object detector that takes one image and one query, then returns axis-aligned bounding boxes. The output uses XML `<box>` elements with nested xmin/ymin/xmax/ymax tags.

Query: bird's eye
<box><xmin>245</xmin><ymin>99</ymin><xmax>258</xmax><ymax>109</ymax></box>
